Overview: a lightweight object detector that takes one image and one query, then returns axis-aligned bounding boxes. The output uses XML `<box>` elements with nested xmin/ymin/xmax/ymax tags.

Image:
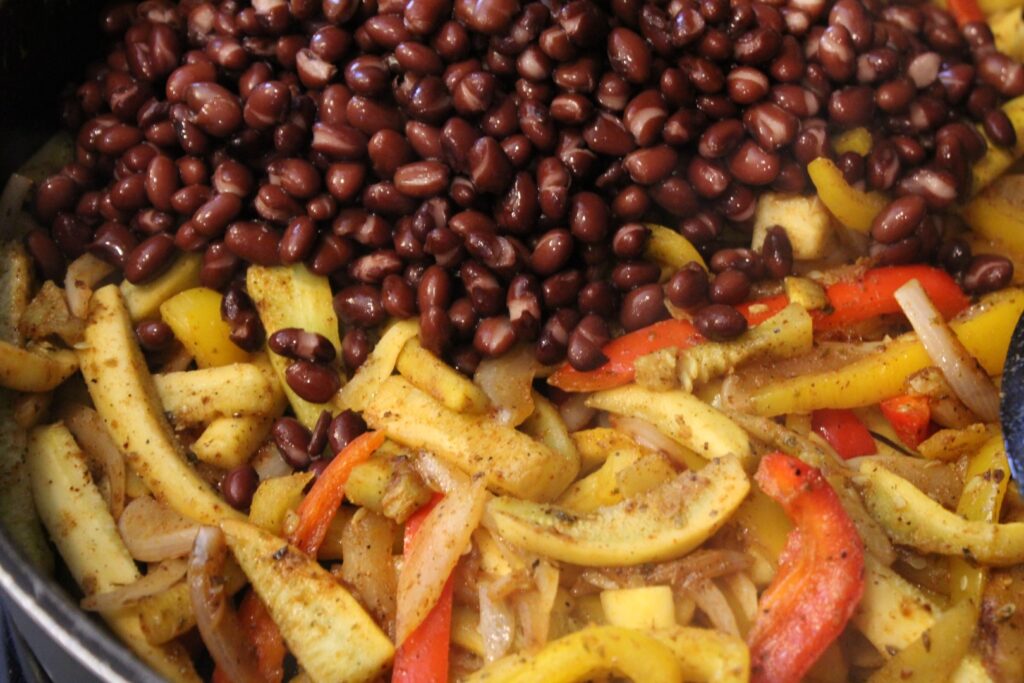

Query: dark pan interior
<box><xmin>0</xmin><ymin>0</ymin><xmax>162</xmax><ymax>680</ymax></box>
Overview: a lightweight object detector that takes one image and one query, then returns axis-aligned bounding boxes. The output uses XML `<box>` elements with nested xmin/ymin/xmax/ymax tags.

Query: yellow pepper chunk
<box><xmin>644</xmin><ymin>223</ymin><xmax>707</xmax><ymax>275</ymax></box>
<box><xmin>961</xmin><ymin>174</ymin><xmax>1024</xmax><ymax>256</ymax></box>
<box><xmin>749</xmin><ymin>288</ymin><xmax>1024</xmax><ymax>415</ymax></box>
<box><xmin>120</xmin><ymin>253</ymin><xmax>202</xmax><ymax>322</ymax></box>
<box><xmin>807</xmin><ymin>157</ymin><xmax>889</xmax><ymax>233</ymax></box>
<box><xmin>462</xmin><ymin>626</ymin><xmax>683</xmax><ymax>683</ymax></box>
<box><xmin>971</xmin><ymin>95</ymin><xmax>1024</xmax><ymax>195</ymax></box>
<box><xmin>160</xmin><ymin>287</ymin><xmax>249</xmax><ymax>368</ymax></box>
<box><xmin>833</xmin><ymin>127</ymin><xmax>873</xmax><ymax>156</ymax></box>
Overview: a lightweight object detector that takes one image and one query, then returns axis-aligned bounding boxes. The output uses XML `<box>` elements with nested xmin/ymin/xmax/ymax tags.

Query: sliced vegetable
<box><xmin>393</xmin><ymin>494</ymin><xmax>454</xmax><ymax>683</ymax></box>
<box><xmin>237</xmin><ymin>592</ymin><xmax>286</xmax><ymax>683</ymax></box>
<box><xmin>80</xmin><ymin>285</ymin><xmax>243</xmax><ymax>524</ymax></box>
<box><xmin>644</xmin><ymin>223</ymin><xmax>707</xmax><ymax>273</ymax></box>
<box><xmin>364</xmin><ymin>376</ymin><xmax>578</xmax><ymax>501</ymax></box>
<box><xmin>462</xmin><ymin>625</ymin><xmax>683</xmax><ymax>683</ymax></box>
<box><xmin>396</xmin><ymin>481</ymin><xmax>487</xmax><ymax>644</ymax></box>
<box><xmin>894</xmin><ymin>278</ymin><xmax>1000</xmax><ymax>422</ymax></box>
<box><xmin>652</xmin><ymin>626</ymin><xmax>750</xmax><ymax>683</ymax></box>
<box><xmin>879</xmin><ymin>395</ymin><xmax>931</xmax><ymax>448</ymax></box>
<box><xmin>0</xmin><ymin>391</ymin><xmax>53</xmax><ymax>573</ymax></box>
<box><xmin>340</xmin><ymin>319</ymin><xmax>419</xmax><ymax>413</ymax></box>
<box><xmin>865</xmin><ymin>601</ymin><xmax>977</xmax><ymax>683</ymax></box>
<box><xmin>28</xmin><ymin>423</ymin><xmax>199</xmax><ymax>683</ymax></box>
<box><xmin>852</xmin><ymin>557</ymin><xmax>939</xmax><ymax>658</ymax></box>
<box><xmin>154</xmin><ymin>363</ymin><xmax>277</xmax><ymax>425</ymax></box>
<box><xmin>474</xmin><ymin>345</ymin><xmax>537</xmax><ymax>426</ymax></box>
<box><xmin>160</xmin><ymin>287</ymin><xmax>251</xmax><ymax>368</ymax></box>
<box><xmin>948</xmin><ymin>0</ymin><xmax>985</xmax><ymax>25</ymax></box>
<box><xmin>962</xmin><ymin>174</ymin><xmax>1024</xmax><ymax>255</ymax></box>
<box><xmin>189</xmin><ymin>527</ymin><xmax>263</xmax><ymax>683</ymax></box>
<box><xmin>970</xmin><ymin>94</ymin><xmax>1024</xmax><ymax>195</ymax></box>
<box><xmin>485</xmin><ymin>455</ymin><xmax>749</xmax><ymax>566</ymax></box>
<box><xmin>858</xmin><ymin>460</ymin><xmax>1024</xmax><ymax>565</ymax></box>
<box><xmin>396</xmin><ymin>337</ymin><xmax>489</xmax><ymax>414</ymax></box>
<box><xmin>220</xmin><ymin>518</ymin><xmax>394</xmax><ymax>683</ymax></box>
<box><xmin>587</xmin><ymin>385</ymin><xmax>751</xmax><ymax>463</ymax></box>
<box><xmin>120</xmin><ymin>253</ymin><xmax>202</xmax><ymax>322</ymax></box>
<box><xmin>289</xmin><ymin>430</ymin><xmax>384</xmax><ymax>556</ymax></box>
<box><xmin>807</xmin><ymin>157</ymin><xmax>889</xmax><ymax>233</ymax></box>
<box><xmin>600</xmin><ymin>586</ymin><xmax>677</xmax><ymax>630</ymax></box>
<box><xmin>118</xmin><ymin>496</ymin><xmax>199</xmax><ymax>563</ymax></box>
<box><xmin>0</xmin><ymin>341</ymin><xmax>78</xmax><ymax>392</ymax></box>
<box><xmin>752</xmin><ymin>194</ymin><xmax>834</xmax><ymax>260</ymax></box>
<box><xmin>748</xmin><ymin>453</ymin><xmax>864</xmax><ymax>683</ymax></box>
<box><xmin>811</xmin><ymin>409</ymin><xmax>877</xmax><ymax>459</ymax></box>
<box><xmin>749</xmin><ymin>288</ymin><xmax>1024</xmax><ymax>415</ymax></box>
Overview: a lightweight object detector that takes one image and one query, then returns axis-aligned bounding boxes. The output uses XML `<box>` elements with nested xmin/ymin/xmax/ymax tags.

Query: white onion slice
<box><xmin>894</xmin><ymin>279</ymin><xmax>1000</xmax><ymax>422</ymax></box>
<box><xmin>474</xmin><ymin>346</ymin><xmax>537</xmax><ymax>426</ymax></box>
<box><xmin>251</xmin><ymin>443</ymin><xmax>293</xmax><ymax>481</ymax></box>
<box><xmin>118</xmin><ymin>495</ymin><xmax>199</xmax><ymax>562</ymax></box>
<box><xmin>81</xmin><ymin>559</ymin><xmax>187</xmax><ymax>612</ymax></box>
<box><xmin>478</xmin><ymin>583</ymin><xmax>516</xmax><ymax>663</ymax></box>
<box><xmin>64</xmin><ymin>253</ymin><xmax>114</xmax><ymax>319</ymax></box>
<box><xmin>189</xmin><ymin>526</ymin><xmax>263</xmax><ymax>683</ymax></box>
<box><xmin>611</xmin><ymin>415</ymin><xmax>695</xmax><ymax>467</ymax></box>
<box><xmin>412</xmin><ymin>451</ymin><xmax>469</xmax><ymax>494</ymax></box>
<box><xmin>557</xmin><ymin>392</ymin><xmax>596</xmax><ymax>432</ymax></box>
<box><xmin>62</xmin><ymin>404</ymin><xmax>126</xmax><ymax>519</ymax></box>
<box><xmin>395</xmin><ymin>477</ymin><xmax>487</xmax><ymax>644</ymax></box>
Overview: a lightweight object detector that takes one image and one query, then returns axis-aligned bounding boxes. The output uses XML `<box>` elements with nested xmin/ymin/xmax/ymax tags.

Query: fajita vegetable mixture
<box><xmin>3</xmin><ymin>0</ymin><xmax>1024</xmax><ymax>680</ymax></box>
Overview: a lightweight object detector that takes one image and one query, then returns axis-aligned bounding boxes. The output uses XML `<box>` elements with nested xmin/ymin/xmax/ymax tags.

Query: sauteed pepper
<box><xmin>748</xmin><ymin>453</ymin><xmax>864</xmax><ymax>683</ymax></box>
<box><xmin>550</xmin><ymin>266</ymin><xmax>968</xmax><ymax>393</ymax></box>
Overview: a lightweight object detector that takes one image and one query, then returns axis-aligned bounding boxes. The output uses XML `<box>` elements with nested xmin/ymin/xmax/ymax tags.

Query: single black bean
<box><xmin>272</xmin><ymin>417</ymin><xmax>312</xmax><ymax>468</ymax></box>
<box><xmin>307</xmin><ymin>410</ymin><xmax>331</xmax><ymax>458</ymax></box>
<box><xmin>342</xmin><ymin>328</ymin><xmax>371</xmax><ymax>373</ymax></box>
<box><xmin>284</xmin><ymin>360</ymin><xmax>341</xmax><ymax>403</ymax></box>
<box><xmin>761</xmin><ymin>227</ymin><xmax>793</xmax><ymax>279</ymax></box>
<box><xmin>136</xmin><ymin>320</ymin><xmax>174</xmax><ymax>351</ymax></box>
<box><xmin>620</xmin><ymin>283</ymin><xmax>668</xmax><ymax>331</ymax></box>
<box><xmin>221</xmin><ymin>465</ymin><xmax>258</xmax><ymax>510</ymax></box>
<box><xmin>962</xmin><ymin>254</ymin><xmax>1013</xmax><ymax>294</ymax></box>
<box><xmin>694</xmin><ymin>304</ymin><xmax>748</xmax><ymax>341</ymax></box>
<box><xmin>268</xmin><ymin>327</ymin><xmax>337</xmax><ymax>363</ymax></box>
<box><xmin>328</xmin><ymin>409</ymin><xmax>367</xmax><ymax>454</ymax></box>
<box><xmin>567</xmin><ymin>314</ymin><xmax>610</xmax><ymax>371</ymax></box>
<box><xmin>709</xmin><ymin>269</ymin><xmax>751</xmax><ymax>305</ymax></box>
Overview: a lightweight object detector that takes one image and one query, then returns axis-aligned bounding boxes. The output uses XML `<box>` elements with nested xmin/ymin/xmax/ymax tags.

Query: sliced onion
<box><xmin>0</xmin><ymin>173</ymin><xmax>31</xmax><ymax>225</ymax></box>
<box><xmin>341</xmin><ymin>509</ymin><xmax>398</xmax><ymax>633</ymax></box>
<box><xmin>189</xmin><ymin>526</ymin><xmax>263</xmax><ymax>683</ymax></box>
<box><xmin>64</xmin><ymin>253</ymin><xmax>115</xmax><ymax>319</ymax></box>
<box><xmin>610</xmin><ymin>415</ymin><xmax>695</xmax><ymax>467</ymax></box>
<box><xmin>514</xmin><ymin>559</ymin><xmax>559</xmax><ymax>649</ymax></box>
<box><xmin>412</xmin><ymin>451</ymin><xmax>470</xmax><ymax>494</ymax></box>
<box><xmin>478</xmin><ymin>582</ymin><xmax>515</xmax><ymax>663</ymax></box>
<box><xmin>62</xmin><ymin>404</ymin><xmax>126</xmax><ymax>519</ymax></box>
<box><xmin>396</xmin><ymin>477</ymin><xmax>487</xmax><ymax>644</ymax></box>
<box><xmin>557</xmin><ymin>392</ymin><xmax>597</xmax><ymax>432</ymax></box>
<box><xmin>474</xmin><ymin>346</ymin><xmax>537</xmax><ymax>426</ymax></box>
<box><xmin>894</xmin><ymin>279</ymin><xmax>1000</xmax><ymax>422</ymax></box>
<box><xmin>81</xmin><ymin>559</ymin><xmax>187</xmax><ymax>612</ymax></box>
<box><xmin>689</xmin><ymin>578</ymin><xmax>740</xmax><ymax>636</ymax></box>
<box><xmin>118</xmin><ymin>495</ymin><xmax>199</xmax><ymax>562</ymax></box>
<box><xmin>251</xmin><ymin>442</ymin><xmax>293</xmax><ymax>481</ymax></box>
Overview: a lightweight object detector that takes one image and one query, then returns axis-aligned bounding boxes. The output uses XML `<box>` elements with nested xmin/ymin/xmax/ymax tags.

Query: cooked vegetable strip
<box><xmin>852</xmin><ymin>557</ymin><xmax>939</xmax><ymax>658</ymax></box>
<box><xmin>895</xmin><ymin>278</ymin><xmax>1001</xmax><ymax>422</ymax></box>
<box><xmin>136</xmin><ymin>561</ymin><xmax>247</xmax><ymax>645</ymax></box>
<box><xmin>396</xmin><ymin>480</ymin><xmax>487</xmax><ymax>643</ymax></box>
<box><xmin>340</xmin><ymin>319</ymin><xmax>419</xmax><ymax>412</ymax></box>
<box><xmin>247</xmin><ymin>264</ymin><xmax>344</xmax><ymax>427</ymax></box>
<box><xmin>393</xmin><ymin>495</ymin><xmax>454</xmax><ymax>683</ymax></box>
<box><xmin>462</xmin><ymin>625</ymin><xmax>684</xmax><ymax>683</ymax></box>
<box><xmin>289</xmin><ymin>430</ymin><xmax>384</xmax><ymax>556</ymax></box>
<box><xmin>485</xmin><ymin>455</ymin><xmax>749</xmax><ymax>566</ymax></box>
<box><xmin>811</xmin><ymin>409</ymin><xmax>877</xmax><ymax>459</ymax></box>
<box><xmin>747</xmin><ymin>453</ymin><xmax>864</xmax><ymax>683</ymax></box>
<box><xmin>0</xmin><ymin>341</ymin><xmax>78</xmax><ymax>392</ymax></box>
<box><xmin>750</xmin><ymin>288</ymin><xmax>1024</xmax><ymax>415</ymax></box>
<box><xmin>220</xmin><ymin>519</ymin><xmax>394</xmax><ymax>682</ymax></box>
<box><xmin>79</xmin><ymin>285</ymin><xmax>243</xmax><ymax>524</ymax></box>
<box><xmin>396</xmin><ymin>337</ymin><xmax>490</xmax><ymax>414</ymax></box>
<box><xmin>364</xmin><ymin>376</ymin><xmax>578</xmax><ymax>500</ymax></box>
<box><xmin>28</xmin><ymin>423</ymin><xmax>200</xmax><ymax>683</ymax></box>
<box><xmin>644</xmin><ymin>303</ymin><xmax>811</xmax><ymax>392</ymax></box>
<box><xmin>120</xmin><ymin>253</ymin><xmax>202</xmax><ymax>322</ymax></box>
<box><xmin>220</xmin><ymin>592</ymin><xmax>286</xmax><ymax>683</ymax></box>
<box><xmin>807</xmin><ymin>157</ymin><xmax>889</xmax><ymax>232</ymax></box>
<box><xmin>969</xmin><ymin>94</ymin><xmax>1024</xmax><ymax>194</ymax></box>
<box><xmin>651</xmin><ymin>626</ymin><xmax>750</xmax><ymax>683</ymax></box>
<box><xmin>153</xmin><ymin>363</ymin><xmax>276</xmax><ymax>425</ymax></box>
<box><xmin>865</xmin><ymin>601</ymin><xmax>978</xmax><ymax>683</ymax></box>
<box><xmin>189</xmin><ymin>527</ymin><xmax>264</xmax><ymax>683</ymax></box>
<box><xmin>160</xmin><ymin>287</ymin><xmax>251</xmax><ymax>368</ymax></box>
<box><xmin>878</xmin><ymin>396</ymin><xmax>931</xmax><ymax>449</ymax></box>
<box><xmin>644</xmin><ymin>223</ymin><xmax>708</xmax><ymax>273</ymax></box>
<box><xmin>859</xmin><ymin>460</ymin><xmax>1024</xmax><ymax>565</ymax></box>
<box><xmin>587</xmin><ymin>386</ymin><xmax>751</xmax><ymax>463</ymax></box>
<box><xmin>962</xmin><ymin>175</ymin><xmax>1024</xmax><ymax>255</ymax></box>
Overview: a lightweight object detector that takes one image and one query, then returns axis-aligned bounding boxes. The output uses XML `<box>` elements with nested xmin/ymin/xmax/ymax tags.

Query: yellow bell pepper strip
<box><xmin>288</xmin><ymin>431</ymin><xmax>384</xmax><ymax>556</ymax></box>
<box><xmin>748</xmin><ymin>453</ymin><xmax>864</xmax><ymax>683</ymax></box>
<box><xmin>749</xmin><ymin>288</ymin><xmax>1024</xmax><ymax>416</ymax></box>
<box><xmin>970</xmin><ymin>95</ymin><xmax>1024</xmax><ymax>195</ymax></box>
<box><xmin>961</xmin><ymin>174</ymin><xmax>1024</xmax><ymax>255</ymax></box>
<box><xmin>879</xmin><ymin>395</ymin><xmax>932</xmax><ymax>448</ymax></box>
<box><xmin>159</xmin><ymin>287</ymin><xmax>250</xmax><ymax>368</ymax></box>
<box><xmin>550</xmin><ymin>267</ymin><xmax>965</xmax><ymax>393</ymax></box>
<box><xmin>644</xmin><ymin>223</ymin><xmax>708</xmax><ymax>273</ymax></box>
<box><xmin>462</xmin><ymin>625</ymin><xmax>684</xmax><ymax>683</ymax></box>
<box><xmin>866</xmin><ymin>435</ymin><xmax>1008</xmax><ymax>682</ymax></box>
<box><xmin>832</xmin><ymin>127</ymin><xmax>873</xmax><ymax>156</ymax></box>
<box><xmin>392</xmin><ymin>494</ymin><xmax>453</xmax><ymax>683</ymax></box>
<box><xmin>807</xmin><ymin>157</ymin><xmax>889</xmax><ymax>233</ymax></box>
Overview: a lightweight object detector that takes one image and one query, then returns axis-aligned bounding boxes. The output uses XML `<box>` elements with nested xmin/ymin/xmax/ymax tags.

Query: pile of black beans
<box><xmin>27</xmin><ymin>0</ymin><xmax>1019</xmax><ymax>377</ymax></box>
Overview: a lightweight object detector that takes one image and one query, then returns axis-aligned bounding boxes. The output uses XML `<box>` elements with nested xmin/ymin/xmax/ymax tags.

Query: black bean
<box><xmin>709</xmin><ymin>269</ymin><xmax>751</xmax><ymax>305</ymax></box>
<box><xmin>268</xmin><ymin>327</ymin><xmax>337</xmax><ymax>363</ymax></box>
<box><xmin>567</xmin><ymin>314</ymin><xmax>610</xmax><ymax>371</ymax></box>
<box><xmin>871</xmin><ymin>195</ymin><xmax>927</xmax><ymax>244</ymax></box>
<box><xmin>222</xmin><ymin>465</ymin><xmax>258</xmax><ymax>510</ymax></box>
<box><xmin>308</xmin><ymin>410</ymin><xmax>331</xmax><ymax>458</ymax></box>
<box><xmin>962</xmin><ymin>254</ymin><xmax>1014</xmax><ymax>295</ymax></box>
<box><xmin>620</xmin><ymin>283</ymin><xmax>668</xmax><ymax>331</ymax></box>
<box><xmin>333</xmin><ymin>285</ymin><xmax>386</xmax><ymax>328</ymax></box>
<box><xmin>342</xmin><ymin>329</ymin><xmax>371</xmax><ymax>373</ymax></box>
<box><xmin>328</xmin><ymin>410</ymin><xmax>367</xmax><ymax>454</ymax></box>
<box><xmin>272</xmin><ymin>417</ymin><xmax>312</xmax><ymax>468</ymax></box>
<box><xmin>761</xmin><ymin>227</ymin><xmax>793</xmax><ymax>279</ymax></box>
<box><xmin>285</xmin><ymin>360</ymin><xmax>341</xmax><ymax>403</ymax></box>
<box><xmin>694</xmin><ymin>304</ymin><xmax>748</xmax><ymax>341</ymax></box>
<box><xmin>983</xmin><ymin>109</ymin><xmax>1017</xmax><ymax>148</ymax></box>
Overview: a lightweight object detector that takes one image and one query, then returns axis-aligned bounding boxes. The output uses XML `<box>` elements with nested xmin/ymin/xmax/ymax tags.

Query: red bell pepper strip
<box><xmin>392</xmin><ymin>494</ymin><xmax>453</xmax><ymax>683</ymax></box>
<box><xmin>748</xmin><ymin>453</ymin><xmax>865</xmax><ymax>683</ymax></box>
<box><xmin>289</xmin><ymin>430</ymin><xmax>384</xmax><ymax>556</ymax></box>
<box><xmin>211</xmin><ymin>592</ymin><xmax>286</xmax><ymax>683</ymax></box>
<box><xmin>547</xmin><ymin>266</ymin><xmax>968</xmax><ymax>394</ymax></box>
<box><xmin>879</xmin><ymin>395</ymin><xmax>932</xmax><ymax>448</ymax></box>
<box><xmin>811</xmin><ymin>409</ymin><xmax>877</xmax><ymax>459</ymax></box>
<box><xmin>813</xmin><ymin>265</ymin><xmax>968</xmax><ymax>332</ymax></box>
<box><xmin>948</xmin><ymin>0</ymin><xmax>986</xmax><ymax>25</ymax></box>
